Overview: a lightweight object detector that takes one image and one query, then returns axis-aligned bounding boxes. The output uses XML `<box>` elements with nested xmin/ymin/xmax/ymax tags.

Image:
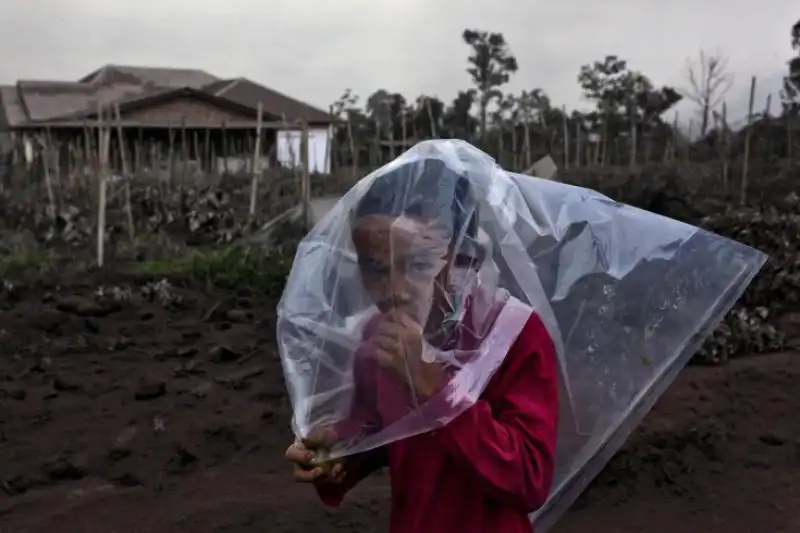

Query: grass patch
<box><xmin>134</xmin><ymin>245</ymin><xmax>292</xmax><ymax>297</ymax></box>
<box><xmin>0</xmin><ymin>247</ymin><xmax>54</xmax><ymax>281</ymax></box>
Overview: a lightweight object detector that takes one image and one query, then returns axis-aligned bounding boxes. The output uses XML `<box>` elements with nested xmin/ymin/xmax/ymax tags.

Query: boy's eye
<box><xmin>409</xmin><ymin>260</ymin><xmax>434</xmax><ymax>272</ymax></box>
<box><xmin>359</xmin><ymin>259</ymin><xmax>389</xmax><ymax>275</ymax></box>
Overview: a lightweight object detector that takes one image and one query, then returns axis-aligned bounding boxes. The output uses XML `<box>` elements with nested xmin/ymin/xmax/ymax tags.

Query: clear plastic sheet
<box><xmin>278</xmin><ymin>140</ymin><xmax>547</xmax><ymax>458</ymax></box>
<box><xmin>276</xmin><ymin>140</ymin><xmax>765</xmax><ymax>526</ymax></box>
<box><xmin>504</xmin><ymin>174</ymin><xmax>766</xmax><ymax>530</ymax></box>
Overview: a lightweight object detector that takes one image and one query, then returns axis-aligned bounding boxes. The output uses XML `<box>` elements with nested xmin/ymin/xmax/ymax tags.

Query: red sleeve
<box><xmin>315</xmin><ymin>331</ymin><xmax>387</xmax><ymax>507</ymax></box>
<box><xmin>435</xmin><ymin>313</ymin><xmax>559</xmax><ymax>512</ymax></box>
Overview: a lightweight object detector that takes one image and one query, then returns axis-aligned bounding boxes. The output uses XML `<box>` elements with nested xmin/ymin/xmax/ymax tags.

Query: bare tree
<box><xmin>681</xmin><ymin>49</ymin><xmax>734</xmax><ymax>137</ymax></box>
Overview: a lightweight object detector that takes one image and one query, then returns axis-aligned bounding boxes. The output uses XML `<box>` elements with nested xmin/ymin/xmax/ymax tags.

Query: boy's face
<box><xmin>351</xmin><ymin>214</ymin><xmax>452</xmax><ymax>322</ymax></box>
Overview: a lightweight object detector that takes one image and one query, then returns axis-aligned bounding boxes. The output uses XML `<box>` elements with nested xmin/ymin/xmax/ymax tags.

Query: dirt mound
<box><xmin>557</xmin><ymin>353</ymin><xmax>800</xmax><ymax>533</ymax></box>
<box><xmin>0</xmin><ymin>278</ymin><xmax>289</xmax><ymax>503</ymax></box>
<box><xmin>0</xmin><ymin>279</ymin><xmax>798</xmax><ymax>533</ymax></box>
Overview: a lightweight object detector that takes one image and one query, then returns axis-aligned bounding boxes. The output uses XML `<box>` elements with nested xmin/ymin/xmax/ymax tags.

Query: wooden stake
<box><xmin>113</xmin><ymin>102</ymin><xmax>135</xmax><ymax>241</ymax></box>
<box><xmin>562</xmin><ymin>105</ymin><xmax>570</xmax><ymax>170</ymax></box>
<box><xmin>96</xmin><ymin>103</ymin><xmax>109</xmax><ymax>268</ymax></box>
<box><xmin>301</xmin><ymin>122</ymin><xmax>311</xmax><ymax>229</ymax></box>
<box><xmin>249</xmin><ymin>102</ymin><xmax>264</xmax><ymax>218</ymax></box>
<box><xmin>740</xmin><ymin>76</ymin><xmax>756</xmax><ymax>205</ymax></box>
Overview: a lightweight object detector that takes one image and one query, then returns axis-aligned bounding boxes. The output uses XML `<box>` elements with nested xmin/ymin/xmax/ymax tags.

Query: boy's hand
<box><xmin>373</xmin><ymin>310</ymin><xmax>446</xmax><ymax>398</ymax></box>
<box><xmin>285</xmin><ymin>427</ymin><xmax>346</xmax><ymax>485</ymax></box>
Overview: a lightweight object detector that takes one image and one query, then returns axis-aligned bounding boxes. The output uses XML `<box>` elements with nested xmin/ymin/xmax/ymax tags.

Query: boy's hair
<box><xmin>352</xmin><ymin>159</ymin><xmax>479</xmax><ymax>252</ymax></box>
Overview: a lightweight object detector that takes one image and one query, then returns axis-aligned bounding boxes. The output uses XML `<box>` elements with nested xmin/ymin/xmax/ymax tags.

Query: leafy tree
<box><xmin>330</xmin><ymin>89</ymin><xmax>368</xmax><ymax>166</ymax></box>
<box><xmin>412</xmin><ymin>95</ymin><xmax>445</xmax><ymax>138</ymax></box>
<box><xmin>365</xmin><ymin>89</ymin><xmax>395</xmax><ymax>134</ymax></box>
<box><xmin>365</xmin><ymin>89</ymin><xmax>407</xmax><ymax>158</ymax></box>
<box><xmin>443</xmin><ymin>90</ymin><xmax>478</xmax><ymax>140</ymax></box>
<box><xmin>579</xmin><ymin>55</ymin><xmax>681</xmax><ymax>163</ymax></box>
<box><xmin>489</xmin><ymin>93</ymin><xmax>516</xmax><ymax>165</ymax></box>
<box><xmin>462</xmin><ymin>29</ymin><xmax>518</xmax><ymax>144</ymax></box>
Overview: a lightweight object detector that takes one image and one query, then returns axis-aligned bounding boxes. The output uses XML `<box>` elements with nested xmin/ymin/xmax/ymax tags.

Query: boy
<box><xmin>284</xmin><ymin>157</ymin><xmax>559</xmax><ymax>533</ymax></box>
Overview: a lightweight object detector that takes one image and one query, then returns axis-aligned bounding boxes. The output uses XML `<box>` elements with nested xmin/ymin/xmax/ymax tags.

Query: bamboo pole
<box><xmin>721</xmin><ymin>102</ymin><xmax>729</xmax><ymax>190</ymax></box>
<box><xmin>249</xmin><ymin>102</ymin><xmax>264</xmax><ymax>218</ymax></box>
<box><xmin>301</xmin><ymin>122</ymin><xmax>311</xmax><ymax>229</ymax></box>
<box><xmin>346</xmin><ymin>113</ymin><xmax>357</xmax><ymax>181</ymax></box>
<box><xmin>628</xmin><ymin>102</ymin><xmax>637</xmax><ymax>169</ymax></box>
<box><xmin>203</xmin><ymin>128</ymin><xmax>211</xmax><ymax>174</ymax></box>
<box><xmin>561</xmin><ymin>105</ymin><xmax>570</xmax><ymax>170</ymax></box>
<box><xmin>221</xmin><ymin>119</ymin><xmax>229</xmax><ymax>175</ymax></box>
<box><xmin>180</xmin><ymin>116</ymin><xmax>188</xmax><ymax>211</ymax></box>
<box><xmin>324</xmin><ymin>105</ymin><xmax>333</xmax><ymax>175</ymax></box>
<box><xmin>113</xmin><ymin>102</ymin><xmax>135</xmax><ymax>241</ymax></box>
<box><xmin>96</xmin><ymin>103</ymin><xmax>109</xmax><ymax>268</ymax></box>
<box><xmin>426</xmin><ymin>98</ymin><xmax>437</xmax><ymax>138</ymax></box>
<box><xmin>740</xmin><ymin>76</ymin><xmax>756</xmax><ymax>206</ymax></box>
<box><xmin>38</xmin><ymin>133</ymin><xmax>57</xmax><ymax>224</ymax></box>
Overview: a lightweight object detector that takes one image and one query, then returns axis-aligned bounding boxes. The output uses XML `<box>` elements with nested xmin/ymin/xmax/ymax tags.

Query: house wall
<box><xmin>122</xmin><ymin>96</ymin><xmax>252</xmax><ymax>126</ymax></box>
<box><xmin>276</xmin><ymin>127</ymin><xmax>331</xmax><ymax>174</ymax></box>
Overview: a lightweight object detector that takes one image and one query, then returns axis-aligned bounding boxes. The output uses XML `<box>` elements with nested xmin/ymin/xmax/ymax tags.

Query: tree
<box><xmin>489</xmin><ymin>93</ymin><xmax>517</xmax><ymax>165</ymax></box>
<box><xmin>780</xmin><ymin>19</ymin><xmax>800</xmax><ymax>114</ymax></box>
<box><xmin>462</xmin><ymin>29</ymin><xmax>518</xmax><ymax>144</ymax></box>
<box><xmin>579</xmin><ymin>55</ymin><xmax>629</xmax><ymax>123</ymax></box>
<box><xmin>579</xmin><ymin>55</ymin><xmax>681</xmax><ymax>164</ymax></box>
<box><xmin>364</xmin><ymin>90</ymin><xmax>410</xmax><ymax>159</ymax></box>
<box><xmin>578</xmin><ymin>55</ymin><xmax>635</xmax><ymax>163</ymax></box>
<box><xmin>330</xmin><ymin>89</ymin><xmax>363</xmax><ymax>166</ymax></box>
<box><xmin>681</xmin><ymin>49</ymin><xmax>733</xmax><ymax>136</ymax></box>
<box><xmin>412</xmin><ymin>95</ymin><xmax>445</xmax><ymax>139</ymax></box>
<box><xmin>365</xmin><ymin>89</ymin><xmax>395</xmax><ymax>132</ymax></box>
<box><xmin>443</xmin><ymin>90</ymin><xmax>478</xmax><ymax>140</ymax></box>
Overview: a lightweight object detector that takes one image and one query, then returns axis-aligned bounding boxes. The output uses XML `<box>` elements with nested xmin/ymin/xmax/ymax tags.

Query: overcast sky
<box><xmin>0</xmin><ymin>0</ymin><xmax>796</xmax><ymax>127</ymax></box>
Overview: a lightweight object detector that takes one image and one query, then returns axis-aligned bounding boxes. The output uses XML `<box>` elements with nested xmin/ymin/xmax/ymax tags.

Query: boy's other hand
<box><xmin>285</xmin><ymin>427</ymin><xmax>346</xmax><ymax>485</ymax></box>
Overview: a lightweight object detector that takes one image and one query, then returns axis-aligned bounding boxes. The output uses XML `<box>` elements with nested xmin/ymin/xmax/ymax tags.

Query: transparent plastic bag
<box><xmin>510</xmin><ymin>175</ymin><xmax>767</xmax><ymax>530</ymax></box>
<box><xmin>278</xmin><ymin>140</ymin><xmax>547</xmax><ymax>458</ymax></box>
<box><xmin>276</xmin><ymin>140</ymin><xmax>765</xmax><ymax>525</ymax></box>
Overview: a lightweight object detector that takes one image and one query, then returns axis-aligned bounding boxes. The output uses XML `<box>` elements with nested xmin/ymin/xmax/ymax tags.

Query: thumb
<box><xmin>303</xmin><ymin>426</ymin><xmax>337</xmax><ymax>448</ymax></box>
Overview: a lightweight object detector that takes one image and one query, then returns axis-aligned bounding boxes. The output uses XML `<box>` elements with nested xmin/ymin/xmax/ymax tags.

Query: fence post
<box><xmin>249</xmin><ymin>102</ymin><xmax>264</xmax><ymax>219</ymax></box>
<box><xmin>301</xmin><ymin>121</ymin><xmax>311</xmax><ymax>229</ymax></box>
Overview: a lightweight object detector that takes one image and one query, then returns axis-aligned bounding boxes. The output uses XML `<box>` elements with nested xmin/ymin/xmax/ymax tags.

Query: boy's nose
<box><xmin>389</xmin><ymin>283</ymin><xmax>411</xmax><ymax>302</ymax></box>
<box><xmin>384</xmin><ymin>270</ymin><xmax>409</xmax><ymax>299</ymax></box>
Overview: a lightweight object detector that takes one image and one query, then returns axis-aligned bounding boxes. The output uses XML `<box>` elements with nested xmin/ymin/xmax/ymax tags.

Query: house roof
<box><xmin>0</xmin><ymin>85</ymin><xmax>27</xmax><ymax>127</ymax></box>
<box><xmin>205</xmin><ymin>77</ymin><xmax>331</xmax><ymax>123</ymax></box>
<box><xmin>79</xmin><ymin>65</ymin><xmax>218</xmax><ymax>89</ymax></box>
<box><xmin>0</xmin><ymin>88</ymin><xmax>9</xmax><ymax>131</ymax></box>
<box><xmin>0</xmin><ymin>64</ymin><xmax>332</xmax><ymax>128</ymax></box>
<box><xmin>83</xmin><ymin>86</ymin><xmax>281</xmax><ymax>122</ymax></box>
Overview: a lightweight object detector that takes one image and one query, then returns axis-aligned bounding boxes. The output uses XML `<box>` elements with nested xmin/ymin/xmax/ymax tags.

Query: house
<box><xmin>0</xmin><ymin>65</ymin><xmax>334</xmax><ymax>174</ymax></box>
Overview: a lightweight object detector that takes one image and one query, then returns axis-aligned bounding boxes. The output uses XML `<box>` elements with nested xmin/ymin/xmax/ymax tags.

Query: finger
<box><xmin>374</xmin><ymin>319</ymin><xmax>402</xmax><ymax>337</ymax></box>
<box><xmin>383</xmin><ymin>308</ymin><xmax>402</xmax><ymax>323</ymax></box>
<box><xmin>304</xmin><ymin>427</ymin><xmax>337</xmax><ymax>447</ymax></box>
<box><xmin>285</xmin><ymin>444</ymin><xmax>312</xmax><ymax>463</ymax></box>
<box><xmin>375</xmin><ymin>348</ymin><xmax>404</xmax><ymax>373</ymax></box>
<box><xmin>373</xmin><ymin>347</ymin><xmax>393</xmax><ymax>366</ymax></box>
<box><xmin>386</xmin><ymin>308</ymin><xmax>419</xmax><ymax>327</ymax></box>
<box><xmin>397</xmin><ymin>311</ymin><xmax>420</xmax><ymax>330</ymax></box>
<box><xmin>374</xmin><ymin>333</ymin><xmax>402</xmax><ymax>354</ymax></box>
<box><xmin>293</xmin><ymin>465</ymin><xmax>323</xmax><ymax>483</ymax></box>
